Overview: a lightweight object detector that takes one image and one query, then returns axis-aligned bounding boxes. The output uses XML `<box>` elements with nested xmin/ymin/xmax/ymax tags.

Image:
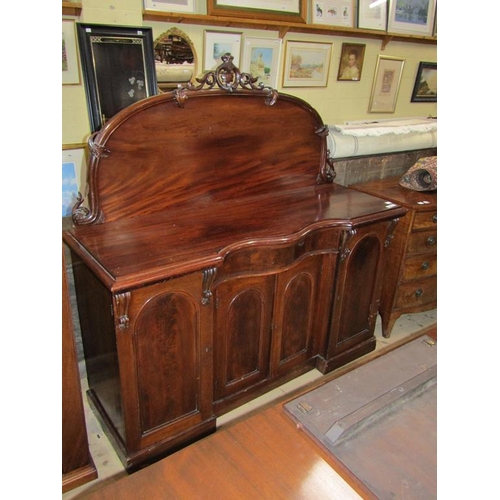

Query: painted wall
<box><xmin>62</xmin><ymin>0</ymin><xmax>437</xmax><ymax>145</ymax></box>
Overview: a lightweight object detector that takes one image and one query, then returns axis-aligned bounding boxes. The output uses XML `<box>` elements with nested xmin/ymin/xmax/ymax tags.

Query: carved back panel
<box><xmin>75</xmin><ymin>56</ymin><xmax>332</xmax><ymax>224</ymax></box>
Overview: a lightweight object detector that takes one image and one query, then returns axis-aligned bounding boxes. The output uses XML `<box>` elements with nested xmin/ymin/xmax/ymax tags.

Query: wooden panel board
<box><xmin>284</xmin><ymin>335</ymin><xmax>437</xmax><ymax>499</ymax></box>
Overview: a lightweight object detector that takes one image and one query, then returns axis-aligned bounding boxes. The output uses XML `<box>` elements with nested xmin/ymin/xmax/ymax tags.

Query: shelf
<box><xmin>142</xmin><ymin>10</ymin><xmax>436</xmax><ymax>48</ymax></box>
<box><xmin>62</xmin><ymin>1</ymin><xmax>82</xmax><ymax>16</ymax></box>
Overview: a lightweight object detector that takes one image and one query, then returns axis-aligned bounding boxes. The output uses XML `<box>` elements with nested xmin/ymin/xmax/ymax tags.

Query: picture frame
<box><xmin>357</xmin><ymin>0</ymin><xmax>388</xmax><ymax>31</ymax></box>
<box><xmin>368</xmin><ymin>55</ymin><xmax>405</xmax><ymax>113</ymax></box>
<box><xmin>411</xmin><ymin>61</ymin><xmax>437</xmax><ymax>102</ymax></box>
<box><xmin>143</xmin><ymin>0</ymin><xmax>195</xmax><ymax>12</ymax></box>
<box><xmin>337</xmin><ymin>42</ymin><xmax>365</xmax><ymax>81</ymax></box>
<box><xmin>388</xmin><ymin>0</ymin><xmax>436</xmax><ymax>36</ymax></box>
<box><xmin>282</xmin><ymin>40</ymin><xmax>332</xmax><ymax>88</ymax></box>
<box><xmin>62</xmin><ymin>145</ymin><xmax>87</xmax><ymax>218</ymax></box>
<box><xmin>207</xmin><ymin>0</ymin><xmax>307</xmax><ymax>23</ymax></box>
<box><xmin>241</xmin><ymin>37</ymin><xmax>282</xmax><ymax>88</ymax></box>
<box><xmin>62</xmin><ymin>19</ymin><xmax>80</xmax><ymax>85</ymax></box>
<box><xmin>76</xmin><ymin>23</ymin><xmax>157</xmax><ymax>132</ymax></box>
<box><xmin>310</xmin><ymin>0</ymin><xmax>355</xmax><ymax>28</ymax></box>
<box><xmin>203</xmin><ymin>30</ymin><xmax>242</xmax><ymax>72</ymax></box>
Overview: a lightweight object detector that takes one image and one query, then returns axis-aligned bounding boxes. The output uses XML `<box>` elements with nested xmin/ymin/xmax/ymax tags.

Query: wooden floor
<box><xmin>75</xmin><ymin>324</ymin><xmax>437</xmax><ymax>500</ymax></box>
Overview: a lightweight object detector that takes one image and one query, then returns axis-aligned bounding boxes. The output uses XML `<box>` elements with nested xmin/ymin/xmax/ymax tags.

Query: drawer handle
<box><xmin>432</xmin><ymin>214</ymin><xmax>437</xmax><ymax>223</ymax></box>
<box><xmin>421</xmin><ymin>261</ymin><xmax>430</xmax><ymax>271</ymax></box>
<box><xmin>415</xmin><ymin>289</ymin><xmax>423</xmax><ymax>298</ymax></box>
<box><xmin>427</xmin><ymin>236</ymin><xmax>436</xmax><ymax>246</ymax></box>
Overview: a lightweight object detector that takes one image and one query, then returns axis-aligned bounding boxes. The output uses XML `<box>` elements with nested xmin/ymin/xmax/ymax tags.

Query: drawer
<box><xmin>407</xmin><ymin>230</ymin><xmax>437</xmax><ymax>254</ymax></box>
<box><xmin>412</xmin><ymin>210</ymin><xmax>437</xmax><ymax>231</ymax></box>
<box><xmin>395</xmin><ymin>277</ymin><xmax>437</xmax><ymax>310</ymax></box>
<box><xmin>402</xmin><ymin>254</ymin><xmax>437</xmax><ymax>281</ymax></box>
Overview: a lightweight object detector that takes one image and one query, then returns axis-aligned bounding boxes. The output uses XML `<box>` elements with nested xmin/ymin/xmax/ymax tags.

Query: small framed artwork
<box><xmin>357</xmin><ymin>0</ymin><xmax>387</xmax><ymax>31</ymax></box>
<box><xmin>77</xmin><ymin>23</ymin><xmax>157</xmax><ymax>132</ymax></box>
<box><xmin>62</xmin><ymin>146</ymin><xmax>87</xmax><ymax>217</ymax></box>
<box><xmin>368</xmin><ymin>55</ymin><xmax>405</xmax><ymax>113</ymax></box>
<box><xmin>282</xmin><ymin>41</ymin><xmax>332</xmax><ymax>88</ymax></box>
<box><xmin>207</xmin><ymin>0</ymin><xmax>307</xmax><ymax>23</ymax></box>
<box><xmin>62</xmin><ymin>20</ymin><xmax>80</xmax><ymax>85</ymax></box>
<box><xmin>310</xmin><ymin>0</ymin><xmax>354</xmax><ymax>28</ymax></box>
<box><xmin>143</xmin><ymin>0</ymin><xmax>195</xmax><ymax>12</ymax></box>
<box><xmin>411</xmin><ymin>61</ymin><xmax>437</xmax><ymax>102</ymax></box>
<box><xmin>388</xmin><ymin>0</ymin><xmax>436</xmax><ymax>36</ymax></box>
<box><xmin>337</xmin><ymin>43</ymin><xmax>365</xmax><ymax>81</ymax></box>
<box><xmin>241</xmin><ymin>37</ymin><xmax>282</xmax><ymax>88</ymax></box>
<box><xmin>203</xmin><ymin>31</ymin><xmax>242</xmax><ymax>71</ymax></box>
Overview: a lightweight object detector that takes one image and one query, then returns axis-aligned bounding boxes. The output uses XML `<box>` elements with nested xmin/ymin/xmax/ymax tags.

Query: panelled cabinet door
<box><xmin>325</xmin><ymin>222</ymin><xmax>391</xmax><ymax>366</ymax></box>
<box><xmin>213</xmin><ymin>274</ymin><xmax>275</xmax><ymax>407</ymax></box>
<box><xmin>114</xmin><ymin>272</ymin><xmax>214</xmax><ymax>452</ymax></box>
<box><xmin>270</xmin><ymin>255</ymin><xmax>327</xmax><ymax>377</ymax></box>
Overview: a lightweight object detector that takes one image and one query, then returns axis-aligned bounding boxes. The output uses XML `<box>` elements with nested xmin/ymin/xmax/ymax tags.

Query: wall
<box><xmin>62</xmin><ymin>0</ymin><xmax>437</xmax><ymax>145</ymax></box>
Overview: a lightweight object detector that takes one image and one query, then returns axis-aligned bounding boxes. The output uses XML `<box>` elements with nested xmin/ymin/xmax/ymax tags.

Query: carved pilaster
<box><xmin>114</xmin><ymin>292</ymin><xmax>131</xmax><ymax>330</ymax></box>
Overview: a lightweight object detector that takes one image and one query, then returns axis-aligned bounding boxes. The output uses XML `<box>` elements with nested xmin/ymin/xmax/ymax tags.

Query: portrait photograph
<box><xmin>337</xmin><ymin>43</ymin><xmax>365</xmax><ymax>81</ymax></box>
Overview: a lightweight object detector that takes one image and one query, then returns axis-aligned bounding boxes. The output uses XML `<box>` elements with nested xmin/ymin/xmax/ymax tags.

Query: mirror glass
<box><xmin>153</xmin><ymin>28</ymin><xmax>197</xmax><ymax>92</ymax></box>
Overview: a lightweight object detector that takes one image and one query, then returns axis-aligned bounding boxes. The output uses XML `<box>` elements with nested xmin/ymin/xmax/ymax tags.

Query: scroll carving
<box><xmin>188</xmin><ymin>53</ymin><xmax>278</xmax><ymax>106</ymax></box>
<box><xmin>201</xmin><ymin>268</ymin><xmax>217</xmax><ymax>306</ymax></box>
<box><xmin>88</xmin><ymin>132</ymin><xmax>111</xmax><ymax>159</ymax></box>
<box><xmin>114</xmin><ymin>292</ymin><xmax>131</xmax><ymax>330</ymax></box>
<box><xmin>317</xmin><ymin>151</ymin><xmax>336</xmax><ymax>184</ymax></box>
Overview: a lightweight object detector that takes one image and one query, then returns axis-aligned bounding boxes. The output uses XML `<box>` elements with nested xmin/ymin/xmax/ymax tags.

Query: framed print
<box><xmin>241</xmin><ymin>37</ymin><xmax>282</xmax><ymax>88</ymax></box>
<box><xmin>203</xmin><ymin>31</ymin><xmax>242</xmax><ymax>71</ymax></box>
<box><xmin>337</xmin><ymin>43</ymin><xmax>365</xmax><ymax>81</ymax></box>
<box><xmin>62</xmin><ymin>20</ymin><xmax>80</xmax><ymax>85</ymax></box>
<box><xmin>357</xmin><ymin>0</ymin><xmax>388</xmax><ymax>31</ymax></box>
<box><xmin>388</xmin><ymin>0</ymin><xmax>436</xmax><ymax>36</ymax></box>
<box><xmin>207</xmin><ymin>0</ymin><xmax>307</xmax><ymax>23</ymax></box>
<box><xmin>310</xmin><ymin>1</ymin><xmax>354</xmax><ymax>28</ymax></box>
<box><xmin>368</xmin><ymin>55</ymin><xmax>405</xmax><ymax>113</ymax></box>
<box><xmin>77</xmin><ymin>23</ymin><xmax>157</xmax><ymax>132</ymax></box>
<box><xmin>62</xmin><ymin>146</ymin><xmax>87</xmax><ymax>217</ymax></box>
<box><xmin>282</xmin><ymin>41</ymin><xmax>332</xmax><ymax>87</ymax></box>
<box><xmin>143</xmin><ymin>0</ymin><xmax>194</xmax><ymax>12</ymax></box>
<box><xmin>411</xmin><ymin>61</ymin><xmax>437</xmax><ymax>102</ymax></box>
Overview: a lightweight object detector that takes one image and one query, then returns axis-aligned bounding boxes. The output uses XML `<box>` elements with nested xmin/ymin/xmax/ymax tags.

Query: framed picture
<box><xmin>368</xmin><ymin>55</ymin><xmax>405</xmax><ymax>113</ymax></box>
<box><xmin>337</xmin><ymin>43</ymin><xmax>365</xmax><ymax>81</ymax></box>
<box><xmin>143</xmin><ymin>0</ymin><xmax>195</xmax><ymax>12</ymax></box>
<box><xmin>77</xmin><ymin>23</ymin><xmax>157</xmax><ymax>132</ymax></box>
<box><xmin>62</xmin><ymin>146</ymin><xmax>87</xmax><ymax>217</ymax></box>
<box><xmin>411</xmin><ymin>61</ymin><xmax>437</xmax><ymax>102</ymax></box>
<box><xmin>388</xmin><ymin>0</ymin><xmax>436</xmax><ymax>36</ymax></box>
<box><xmin>203</xmin><ymin>30</ymin><xmax>242</xmax><ymax>71</ymax></box>
<box><xmin>357</xmin><ymin>0</ymin><xmax>388</xmax><ymax>31</ymax></box>
<box><xmin>282</xmin><ymin>41</ymin><xmax>332</xmax><ymax>88</ymax></box>
<box><xmin>62</xmin><ymin>20</ymin><xmax>80</xmax><ymax>85</ymax></box>
<box><xmin>310</xmin><ymin>0</ymin><xmax>354</xmax><ymax>28</ymax></box>
<box><xmin>241</xmin><ymin>37</ymin><xmax>282</xmax><ymax>88</ymax></box>
<box><xmin>207</xmin><ymin>0</ymin><xmax>307</xmax><ymax>23</ymax></box>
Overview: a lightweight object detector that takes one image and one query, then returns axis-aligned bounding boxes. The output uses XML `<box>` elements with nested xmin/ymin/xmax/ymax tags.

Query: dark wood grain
<box><xmin>62</xmin><ymin>248</ymin><xmax>97</xmax><ymax>493</ymax></box>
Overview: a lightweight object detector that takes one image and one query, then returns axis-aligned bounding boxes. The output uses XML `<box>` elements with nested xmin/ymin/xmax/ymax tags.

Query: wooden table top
<box><xmin>78</xmin><ymin>326</ymin><xmax>436</xmax><ymax>499</ymax></box>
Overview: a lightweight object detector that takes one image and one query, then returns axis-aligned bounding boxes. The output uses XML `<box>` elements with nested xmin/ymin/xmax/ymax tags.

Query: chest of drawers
<box><xmin>350</xmin><ymin>177</ymin><xmax>437</xmax><ymax>337</ymax></box>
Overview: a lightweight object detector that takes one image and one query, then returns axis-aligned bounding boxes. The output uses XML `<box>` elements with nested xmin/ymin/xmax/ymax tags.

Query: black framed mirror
<box><xmin>153</xmin><ymin>28</ymin><xmax>197</xmax><ymax>92</ymax></box>
<box><xmin>77</xmin><ymin>23</ymin><xmax>158</xmax><ymax>132</ymax></box>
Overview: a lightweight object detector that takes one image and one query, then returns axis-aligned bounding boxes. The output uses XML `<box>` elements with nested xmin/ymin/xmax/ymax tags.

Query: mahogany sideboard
<box><xmin>350</xmin><ymin>177</ymin><xmax>437</xmax><ymax>337</ymax></box>
<box><xmin>62</xmin><ymin>56</ymin><xmax>406</xmax><ymax>471</ymax></box>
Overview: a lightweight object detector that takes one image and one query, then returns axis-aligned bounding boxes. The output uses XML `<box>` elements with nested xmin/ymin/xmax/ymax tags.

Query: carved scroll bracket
<box><xmin>339</xmin><ymin>229</ymin><xmax>356</xmax><ymax>261</ymax></box>
<box><xmin>385</xmin><ymin>218</ymin><xmax>399</xmax><ymax>247</ymax></box>
<box><xmin>201</xmin><ymin>267</ymin><xmax>217</xmax><ymax>306</ymax></box>
<box><xmin>114</xmin><ymin>292</ymin><xmax>131</xmax><ymax>330</ymax></box>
